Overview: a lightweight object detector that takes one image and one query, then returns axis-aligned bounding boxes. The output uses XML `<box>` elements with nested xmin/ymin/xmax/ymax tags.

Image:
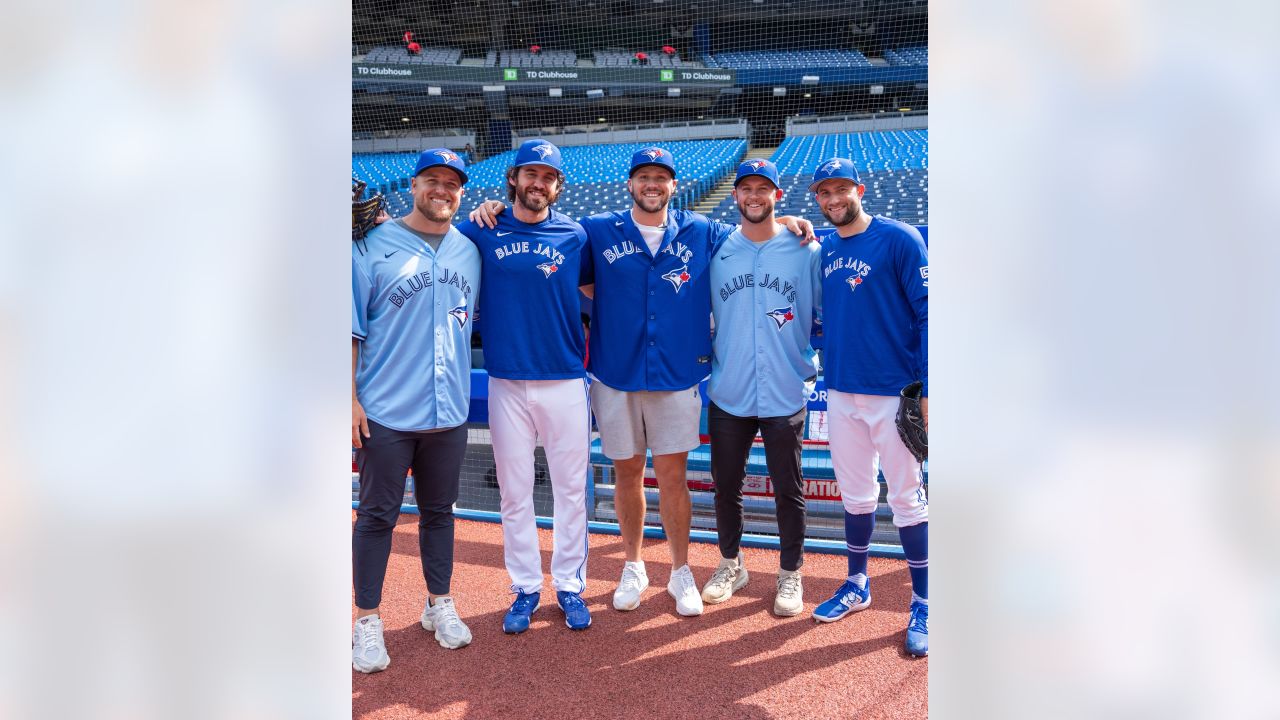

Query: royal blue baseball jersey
<box><xmin>352</xmin><ymin>221</ymin><xmax>481</xmax><ymax>431</ymax></box>
<box><xmin>708</xmin><ymin>227</ymin><xmax>823</xmax><ymax>417</ymax></box>
<box><xmin>579</xmin><ymin>209</ymin><xmax>736</xmax><ymax>391</ymax></box>
<box><xmin>819</xmin><ymin>215</ymin><xmax>928</xmax><ymax>396</ymax></box>
<box><xmin>456</xmin><ymin>210</ymin><xmax>588</xmax><ymax>380</ymax></box>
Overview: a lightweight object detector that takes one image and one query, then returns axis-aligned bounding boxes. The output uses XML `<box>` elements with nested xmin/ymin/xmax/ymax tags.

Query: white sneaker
<box><xmin>421</xmin><ymin>596</ymin><xmax>473</xmax><ymax>649</ymax></box>
<box><xmin>701</xmin><ymin>554</ymin><xmax>749</xmax><ymax>604</ymax></box>
<box><xmin>612</xmin><ymin>561</ymin><xmax>649</xmax><ymax>611</ymax></box>
<box><xmin>774</xmin><ymin>569</ymin><xmax>804</xmax><ymax>617</ymax></box>
<box><xmin>667</xmin><ymin>564</ymin><xmax>704</xmax><ymax>617</ymax></box>
<box><xmin>352</xmin><ymin>615</ymin><xmax>390</xmax><ymax>673</ymax></box>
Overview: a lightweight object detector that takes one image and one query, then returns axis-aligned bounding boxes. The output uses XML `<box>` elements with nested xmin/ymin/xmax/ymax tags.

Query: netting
<box><xmin>352</xmin><ymin>0</ymin><xmax>928</xmax><ymax>550</ymax></box>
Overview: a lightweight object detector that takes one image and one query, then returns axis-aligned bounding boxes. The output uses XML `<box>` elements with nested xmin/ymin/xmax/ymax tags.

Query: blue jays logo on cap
<box><xmin>766</xmin><ymin>306</ymin><xmax>795</xmax><ymax>329</ymax></box>
<box><xmin>734</xmin><ymin>158</ymin><xmax>780</xmax><ymax>188</ymax></box>
<box><xmin>413</xmin><ymin>147</ymin><xmax>469</xmax><ymax>185</ymax></box>
<box><xmin>630</xmin><ymin>146</ymin><xmax>677</xmax><ymax>178</ymax></box>
<box><xmin>808</xmin><ymin>157</ymin><xmax>861</xmax><ymax>192</ymax></box>
<box><xmin>448</xmin><ymin>302</ymin><xmax>469</xmax><ymax>328</ymax></box>
<box><xmin>514</xmin><ymin>139</ymin><xmax>563</xmax><ymax>172</ymax></box>
<box><xmin>536</xmin><ymin>261</ymin><xmax>559</xmax><ymax>277</ymax></box>
<box><xmin>661</xmin><ymin>265</ymin><xmax>690</xmax><ymax>292</ymax></box>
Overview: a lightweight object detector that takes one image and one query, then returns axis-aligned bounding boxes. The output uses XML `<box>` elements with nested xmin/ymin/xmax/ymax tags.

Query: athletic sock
<box><xmin>898</xmin><ymin>521</ymin><xmax>928</xmax><ymax>600</ymax></box>
<box><xmin>844</xmin><ymin>511</ymin><xmax>875</xmax><ymax>578</ymax></box>
<box><xmin>848</xmin><ymin>573</ymin><xmax>867</xmax><ymax>590</ymax></box>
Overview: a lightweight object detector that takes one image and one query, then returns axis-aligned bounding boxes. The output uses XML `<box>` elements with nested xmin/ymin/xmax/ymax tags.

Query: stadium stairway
<box><xmin>691</xmin><ymin>144</ymin><xmax>770</xmax><ymax>216</ymax></box>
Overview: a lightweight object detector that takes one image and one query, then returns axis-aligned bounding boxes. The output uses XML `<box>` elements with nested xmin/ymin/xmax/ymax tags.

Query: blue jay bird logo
<box><xmin>448</xmin><ymin>303</ymin><xmax>468</xmax><ymax>329</ymax></box>
<box><xmin>661</xmin><ymin>265</ymin><xmax>691</xmax><ymax>292</ymax></box>
<box><xmin>435</xmin><ymin>150</ymin><xmax>460</xmax><ymax>164</ymax></box>
<box><xmin>821</xmin><ymin>160</ymin><xmax>843</xmax><ymax>175</ymax></box>
<box><xmin>642</xmin><ymin>148</ymin><xmax>664</xmax><ymax>160</ymax></box>
<box><xmin>531</xmin><ymin>144</ymin><xmax>556</xmax><ymax>160</ymax></box>
<box><xmin>766</xmin><ymin>306</ymin><xmax>795</xmax><ymax>330</ymax></box>
<box><xmin>537</xmin><ymin>261</ymin><xmax>559</xmax><ymax>278</ymax></box>
<box><xmin>846</xmin><ymin>275</ymin><xmax>864</xmax><ymax>292</ymax></box>
<box><xmin>744</xmin><ymin>160</ymin><xmax>767</xmax><ymax>171</ymax></box>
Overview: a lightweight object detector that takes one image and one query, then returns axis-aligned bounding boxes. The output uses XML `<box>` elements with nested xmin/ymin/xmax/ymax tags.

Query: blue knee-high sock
<box><xmin>898</xmin><ymin>521</ymin><xmax>928</xmax><ymax>600</ymax></box>
<box><xmin>844</xmin><ymin>511</ymin><xmax>876</xmax><ymax>580</ymax></box>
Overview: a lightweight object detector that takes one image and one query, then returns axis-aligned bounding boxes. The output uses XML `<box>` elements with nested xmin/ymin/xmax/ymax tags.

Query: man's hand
<box><xmin>778</xmin><ymin>215</ymin><xmax>818</xmax><ymax>244</ymax></box>
<box><xmin>921</xmin><ymin>396</ymin><xmax>928</xmax><ymax>433</ymax></box>
<box><xmin>468</xmin><ymin>200</ymin><xmax>507</xmax><ymax>228</ymax></box>
<box><xmin>352</xmin><ymin>398</ymin><xmax>371</xmax><ymax>449</ymax></box>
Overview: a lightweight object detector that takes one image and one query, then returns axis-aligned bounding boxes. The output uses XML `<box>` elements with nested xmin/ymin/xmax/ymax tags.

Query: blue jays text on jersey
<box><xmin>708</xmin><ymin>228</ymin><xmax>823</xmax><ymax>418</ymax></box>
<box><xmin>352</xmin><ymin>221</ymin><xmax>482</xmax><ymax>431</ymax></box>
<box><xmin>456</xmin><ymin>210</ymin><xmax>588</xmax><ymax>381</ymax></box>
<box><xmin>579</xmin><ymin>209</ymin><xmax>736</xmax><ymax>392</ymax></box>
<box><xmin>817</xmin><ymin>215</ymin><xmax>928</xmax><ymax>397</ymax></box>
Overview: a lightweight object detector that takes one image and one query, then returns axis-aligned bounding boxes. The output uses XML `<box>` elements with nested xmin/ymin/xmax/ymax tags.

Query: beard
<box><xmin>515</xmin><ymin>184</ymin><xmax>557</xmax><ymax>212</ymax></box>
<box><xmin>416</xmin><ymin>197</ymin><xmax>457</xmax><ymax>223</ymax></box>
<box><xmin>630</xmin><ymin>187</ymin><xmax>669</xmax><ymax>214</ymax></box>
<box><xmin>820</xmin><ymin>203</ymin><xmax>860</xmax><ymax>228</ymax></box>
<box><xmin>736</xmin><ymin>198</ymin><xmax>773</xmax><ymax>224</ymax></box>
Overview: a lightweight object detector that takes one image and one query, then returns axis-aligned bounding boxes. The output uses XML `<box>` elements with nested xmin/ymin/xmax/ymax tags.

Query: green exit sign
<box><xmin>503</xmin><ymin>68</ymin><xmax>518</xmax><ymax>81</ymax></box>
<box><xmin>660</xmin><ymin>70</ymin><xmax>674</xmax><ymax>82</ymax></box>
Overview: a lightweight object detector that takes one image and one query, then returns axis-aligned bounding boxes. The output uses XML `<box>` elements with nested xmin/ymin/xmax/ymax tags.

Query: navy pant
<box><xmin>353</xmin><ymin>420</ymin><xmax>467</xmax><ymax>609</ymax></box>
<box><xmin>708</xmin><ymin>402</ymin><xmax>808</xmax><ymax>572</ymax></box>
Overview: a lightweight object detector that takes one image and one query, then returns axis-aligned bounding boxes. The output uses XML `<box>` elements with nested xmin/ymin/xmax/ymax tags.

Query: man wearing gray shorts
<box><xmin>470</xmin><ymin>147</ymin><xmax>812</xmax><ymax>616</ymax></box>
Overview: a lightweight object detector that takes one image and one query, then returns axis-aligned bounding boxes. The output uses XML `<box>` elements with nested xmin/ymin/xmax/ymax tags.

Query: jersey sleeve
<box><xmin>897</xmin><ymin>226</ymin><xmax>929</xmax><ymax>395</ymax></box>
<box><xmin>809</xmin><ymin>241</ymin><xmax>824</xmax><ymax>322</ymax></box>
<box><xmin>454</xmin><ymin>218</ymin><xmax>481</xmax><ymax>243</ymax></box>
<box><xmin>577</xmin><ymin>219</ymin><xmax>595</xmax><ymax>285</ymax></box>
<box><xmin>351</xmin><ymin>251</ymin><xmax>374</xmax><ymax>341</ymax></box>
<box><xmin>708</xmin><ymin>218</ymin><xmax>738</xmax><ymax>255</ymax></box>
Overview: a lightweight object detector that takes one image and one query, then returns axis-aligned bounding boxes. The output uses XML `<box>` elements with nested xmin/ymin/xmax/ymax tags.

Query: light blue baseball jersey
<box><xmin>352</xmin><ymin>221</ymin><xmax>481</xmax><ymax>431</ymax></box>
<box><xmin>709</xmin><ymin>227</ymin><xmax>823</xmax><ymax>417</ymax></box>
<box><xmin>818</xmin><ymin>215</ymin><xmax>928</xmax><ymax>396</ymax></box>
<box><xmin>456</xmin><ymin>210</ymin><xmax>588</xmax><ymax>380</ymax></box>
<box><xmin>579</xmin><ymin>209</ymin><xmax>736</xmax><ymax>391</ymax></box>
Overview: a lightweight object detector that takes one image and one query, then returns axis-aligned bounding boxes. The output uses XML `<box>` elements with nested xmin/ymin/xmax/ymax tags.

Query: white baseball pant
<box><xmin>488</xmin><ymin>377</ymin><xmax>591</xmax><ymax>594</ymax></box>
<box><xmin>827</xmin><ymin>389</ymin><xmax>928</xmax><ymax>528</ymax></box>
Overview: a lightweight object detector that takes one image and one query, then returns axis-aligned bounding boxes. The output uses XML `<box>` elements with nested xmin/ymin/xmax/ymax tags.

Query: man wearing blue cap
<box><xmin>804</xmin><ymin>158</ymin><xmax>930</xmax><ymax>657</ymax></box>
<box><xmin>469</xmin><ymin>147</ymin><xmax>814</xmax><ymax>618</ymax></box>
<box><xmin>455</xmin><ymin>139</ymin><xmax>596</xmax><ymax>634</ymax></box>
<box><xmin>700</xmin><ymin>158</ymin><xmax>823</xmax><ymax>619</ymax></box>
<box><xmin>351</xmin><ymin>148</ymin><xmax>479</xmax><ymax>671</ymax></box>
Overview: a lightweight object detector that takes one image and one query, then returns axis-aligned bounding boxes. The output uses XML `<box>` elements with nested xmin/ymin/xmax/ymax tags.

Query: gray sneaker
<box><xmin>700</xmin><ymin>554</ymin><xmax>749</xmax><ymax>604</ymax></box>
<box><xmin>773</xmin><ymin>569</ymin><xmax>804</xmax><ymax>617</ymax></box>
<box><xmin>421</xmin><ymin>596</ymin><xmax>473</xmax><ymax>649</ymax></box>
<box><xmin>352</xmin><ymin>615</ymin><xmax>390</xmax><ymax>673</ymax></box>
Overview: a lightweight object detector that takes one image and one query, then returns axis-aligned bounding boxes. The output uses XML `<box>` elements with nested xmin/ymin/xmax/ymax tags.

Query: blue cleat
<box><xmin>812</xmin><ymin>579</ymin><xmax>872</xmax><ymax>623</ymax></box>
<box><xmin>502</xmin><ymin>590</ymin><xmax>540</xmax><ymax>634</ymax></box>
<box><xmin>556</xmin><ymin>591</ymin><xmax>592</xmax><ymax>630</ymax></box>
<box><xmin>905</xmin><ymin>599</ymin><xmax>929</xmax><ymax>656</ymax></box>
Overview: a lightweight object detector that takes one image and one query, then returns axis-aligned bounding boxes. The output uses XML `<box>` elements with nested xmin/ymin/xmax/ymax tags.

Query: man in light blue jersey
<box><xmin>351</xmin><ymin>148</ymin><xmax>480</xmax><ymax>671</ymax></box>
<box><xmin>805</xmin><ymin>157</ymin><xmax>930</xmax><ymax>657</ymax></box>
<box><xmin>700</xmin><ymin>159</ymin><xmax>822</xmax><ymax>618</ymax></box>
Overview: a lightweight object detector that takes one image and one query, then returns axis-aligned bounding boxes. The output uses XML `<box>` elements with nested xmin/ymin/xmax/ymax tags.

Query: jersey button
<box><xmin>649</xmin><ymin>314</ymin><xmax>656</xmax><ymax>320</ymax></box>
<box><xmin>649</xmin><ymin>341</ymin><xmax>655</xmax><ymax>346</ymax></box>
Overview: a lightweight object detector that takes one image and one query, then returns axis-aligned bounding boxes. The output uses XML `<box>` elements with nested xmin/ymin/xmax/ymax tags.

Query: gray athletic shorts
<box><xmin>589</xmin><ymin>380</ymin><xmax>703</xmax><ymax>461</ymax></box>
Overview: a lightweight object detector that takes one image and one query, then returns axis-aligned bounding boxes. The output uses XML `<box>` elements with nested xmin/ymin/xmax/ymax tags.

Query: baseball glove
<box><xmin>895</xmin><ymin>380</ymin><xmax>928</xmax><ymax>463</ymax></box>
<box><xmin>352</xmin><ymin>179</ymin><xmax>387</xmax><ymax>241</ymax></box>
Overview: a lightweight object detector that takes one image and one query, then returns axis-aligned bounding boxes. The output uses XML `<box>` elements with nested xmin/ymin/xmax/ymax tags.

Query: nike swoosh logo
<box><xmin>384</xmin><ymin>251</ymin><xmax>397</xmax><ymax>259</ymax></box>
<box><xmin>826</xmin><ymin>250</ymin><xmax>837</xmax><ymax>256</ymax></box>
<box><xmin>615</xmin><ymin>221</ymin><xmax>624</xmax><ymax>226</ymax></box>
<box><xmin>496</xmin><ymin>231</ymin><xmax>512</xmax><ymax>237</ymax></box>
<box><xmin>720</xmin><ymin>254</ymin><xmax>733</xmax><ymax>260</ymax></box>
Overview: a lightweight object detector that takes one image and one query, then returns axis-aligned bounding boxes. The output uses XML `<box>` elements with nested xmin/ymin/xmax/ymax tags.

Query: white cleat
<box><xmin>613</xmin><ymin>561</ymin><xmax>650</xmax><ymax>611</ymax></box>
<box><xmin>701</xmin><ymin>554</ymin><xmax>749</xmax><ymax>604</ymax></box>
<box><xmin>667</xmin><ymin>564</ymin><xmax>704</xmax><ymax>616</ymax></box>
<box><xmin>352</xmin><ymin>615</ymin><xmax>391</xmax><ymax>673</ymax></box>
<box><xmin>421</xmin><ymin>596</ymin><xmax>473</xmax><ymax>650</ymax></box>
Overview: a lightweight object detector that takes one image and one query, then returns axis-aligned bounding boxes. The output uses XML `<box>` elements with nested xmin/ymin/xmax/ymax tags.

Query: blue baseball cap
<box><xmin>808</xmin><ymin>157</ymin><xmax>862</xmax><ymax>192</ymax></box>
<box><xmin>734</xmin><ymin>158</ymin><xmax>780</xmax><ymax>189</ymax></box>
<box><xmin>513</xmin><ymin>138</ymin><xmax>563</xmax><ymax>172</ymax></box>
<box><xmin>413</xmin><ymin>148</ymin><xmax>469</xmax><ymax>185</ymax></box>
<box><xmin>629</xmin><ymin>147</ymin><xmax>676</xmax><ymax>178</ymax></box>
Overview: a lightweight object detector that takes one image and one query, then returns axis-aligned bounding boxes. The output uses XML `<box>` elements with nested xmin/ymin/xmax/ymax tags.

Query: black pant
<box><xmin>353</xmin><ymin>420</ymin><xmax>467</xmax><ymax>609</ymax></box>
<box><xmin>708</xmin><ymin>402</ymin><xmax>808</xmax><ymax>572</ymax></box>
